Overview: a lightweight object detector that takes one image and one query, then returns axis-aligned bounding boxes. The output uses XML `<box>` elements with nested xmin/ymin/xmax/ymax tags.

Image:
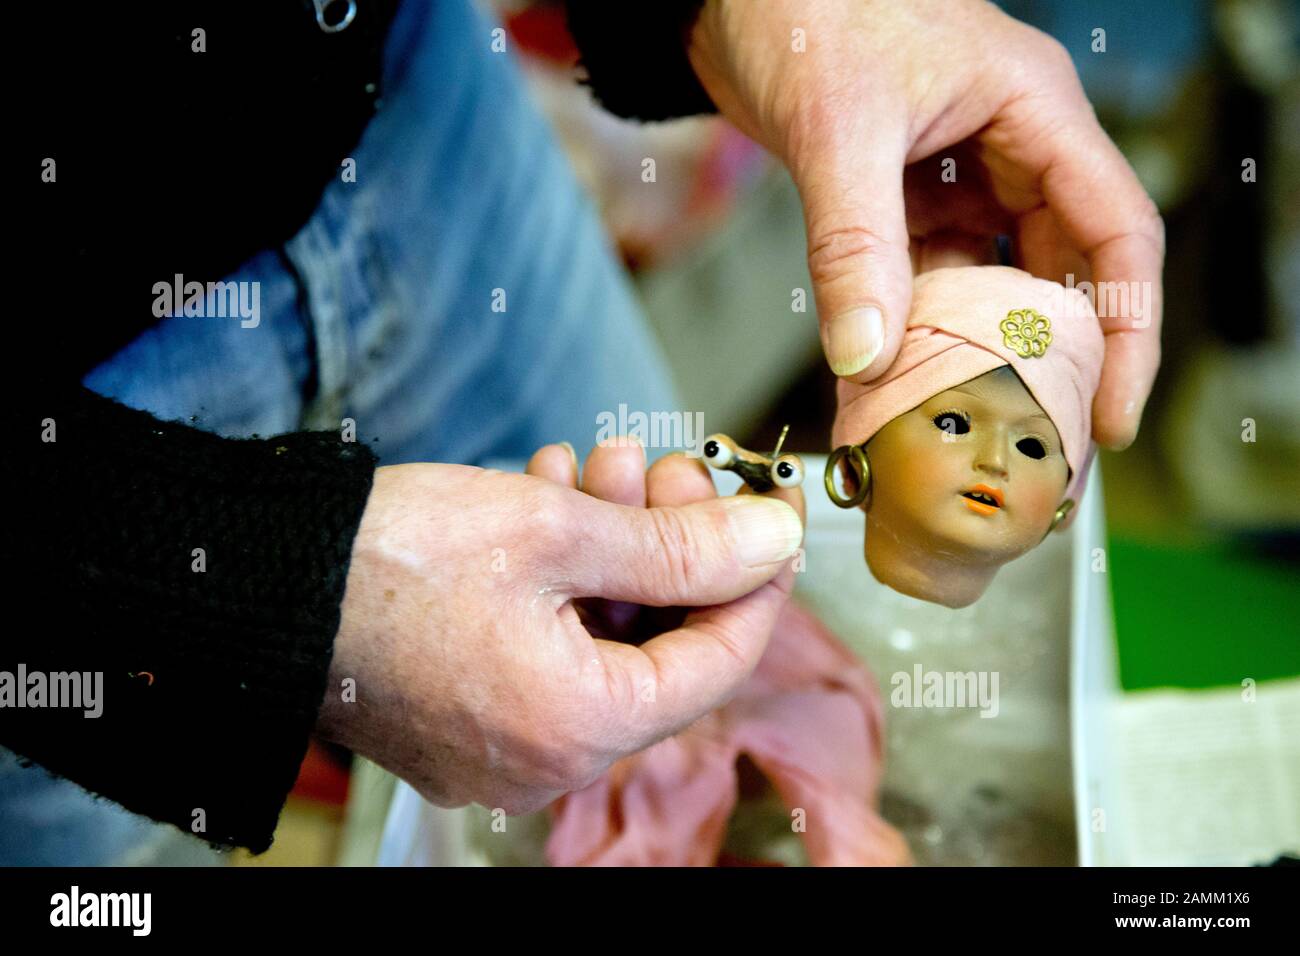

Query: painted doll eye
<box><xmin>702</xmin><ymin>434</ymin><xmax>735</xmax><ymax>469</ymax></box>
<box><xmin>769</xmin><ymin>454</ymin><xmax>804</xmax><ymax>489</ymax></box>
<box><xmin>932</xmin><ymin>411</ymin><xmax>970</xmax><ymax>436</ymax></box>
<box><xmin>1016</xmin><ymin>437</ymin><xmax>1047</xmax><ymax>460</ymax></box>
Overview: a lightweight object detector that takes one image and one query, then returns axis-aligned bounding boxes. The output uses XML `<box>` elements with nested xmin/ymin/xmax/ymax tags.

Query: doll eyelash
<box><xmin>932</xmin><ymin>409</ymin><xmax>970</xmax><ymax>436</ymax></box>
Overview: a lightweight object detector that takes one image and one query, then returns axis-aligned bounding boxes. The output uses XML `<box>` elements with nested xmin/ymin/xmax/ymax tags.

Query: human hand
<box><xmin>315</xmin><ymin>453</ymin><xmax>803</xmax><ymax>815</ymax></box>
<box><xmin>685</xmin><ymin>0</ymin><xmax>1164</xmax><ymax>448</ymax></box>
<box><xmin>524</xmin><ymin>440</ymin><xmax>806</xmax><ymax>647</ymax></box>
<box><xmin>526</xmin><ymin>444</ymin><xmax>905</xmax><ymax>867</ymax></box>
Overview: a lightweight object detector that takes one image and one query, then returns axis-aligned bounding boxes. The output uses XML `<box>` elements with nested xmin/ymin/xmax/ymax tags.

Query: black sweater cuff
<box><xmin>1</xmin><ymin>385</ymin><xmax>377</xmax><ymax>854</ymax></box>
<box><xmin>565</xmin><ymin>0</ymin><xmax>717</xmax><ymax>121</ymax></box>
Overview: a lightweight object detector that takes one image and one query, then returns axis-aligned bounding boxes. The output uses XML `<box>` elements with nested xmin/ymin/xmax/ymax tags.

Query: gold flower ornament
<box><xmin>1000</xmin><ymin>308</ymin><xmax>1052</xmax><ymax>358</ymax></box>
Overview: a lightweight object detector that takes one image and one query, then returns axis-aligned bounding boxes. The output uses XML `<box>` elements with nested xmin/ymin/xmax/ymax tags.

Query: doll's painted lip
<box><xmin>962</xmin><ymin>497</ymin><xmax>998</xmax><ymax>516</ymax></box>
<box><xmin>960</xmin><ymin>484</ymin><xmax>1004</xmax><ymax>515</ymax></box>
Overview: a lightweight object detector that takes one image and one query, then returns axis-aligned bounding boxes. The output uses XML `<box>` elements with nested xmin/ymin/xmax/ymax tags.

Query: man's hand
<box><xmin>315</xmin><ymin>457</ymin><xmax>803</xmax><ymax>815</ymax></box>
<box><xmin>686</xmin><ymin>0</ymin><xmax>1164</xmax><ymax>448</ymax></box>
<box><xmin>527</xmin><ymin>440</ymin><xmax>807</xmax><ymax>648</ymax></box>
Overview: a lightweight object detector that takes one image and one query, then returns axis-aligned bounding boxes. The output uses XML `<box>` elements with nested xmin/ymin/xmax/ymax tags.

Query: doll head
<box><xmin>827</xmin><ymin>266</ymin><xmax>1104</xmax><ymax>608</ymax></box>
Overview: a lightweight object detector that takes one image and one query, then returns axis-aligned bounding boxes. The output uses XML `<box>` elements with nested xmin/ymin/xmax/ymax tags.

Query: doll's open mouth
<box><xmin>960</xmin><ymin>484</ymin><xmax>1004</xmax><ymax>515</ymax></box>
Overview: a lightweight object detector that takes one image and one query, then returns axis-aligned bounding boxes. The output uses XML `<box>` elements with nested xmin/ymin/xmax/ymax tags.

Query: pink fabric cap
<box><xmin>545</xmin><ymin>602</ymin><xmax>911</xmax><ymax>867</ymax></box>
<box><xmin>831</xmin><ymin>266</ymin><xmax>1104</xmax><ymax>503</ymax></box>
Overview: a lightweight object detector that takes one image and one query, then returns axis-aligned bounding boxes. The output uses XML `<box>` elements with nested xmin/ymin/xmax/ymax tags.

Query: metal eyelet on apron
<box><xmin>313</xmin><ymin>0</ymin><xmax>357</xmax><ymax>33</ymax></box>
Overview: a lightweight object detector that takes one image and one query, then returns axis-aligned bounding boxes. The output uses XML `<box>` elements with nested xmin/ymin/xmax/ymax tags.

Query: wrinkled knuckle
<box><xmin>807</xmin><ymin>225</ymin><xmax>894</xmax><ymax>287</ymax></box>
<box><xmin>705</xmin><ymin>619</ymin><xmax>754</xmax><ymax>675</ymax></box>
<box><xmin>1140</xmin><ymin>203</ymin><xmax>1166</xmax><ymax>253</ymax></box>
<box><xmin>520</xmin><ymin>484</ymin><xmax>572</xmax><ymax>558</ymax></box>
<box><xmin>1033</xmin><ymin>33</ymin><xmax>1076</xmax><ymax>77</ymax></box>
<box><xmin>647</xmin><ymin>506</ymin><xmax>708</xmax><ymax>597</ymax></box>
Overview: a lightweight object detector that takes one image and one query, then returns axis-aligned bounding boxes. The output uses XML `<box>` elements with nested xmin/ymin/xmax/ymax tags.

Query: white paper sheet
<box><xmin>1113</xmin><ymin>677</ymin><xmax>1300</xmax><ymax>866</ymax></box>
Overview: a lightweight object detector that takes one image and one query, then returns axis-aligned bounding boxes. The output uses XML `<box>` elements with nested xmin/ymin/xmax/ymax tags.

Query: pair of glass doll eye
<box><xmin>702</xmin><ymin>435</ymin><xmax>805</xmax><ymax>489</ymax></box>
<box><xmin>932</xmin><ymin>412</ymin><xmax>1048</xmax><ymax>460</ymax></box>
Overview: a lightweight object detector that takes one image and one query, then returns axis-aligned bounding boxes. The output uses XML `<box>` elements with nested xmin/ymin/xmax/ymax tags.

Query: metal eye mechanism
<box><xmin>701</xmin><ymin>426</ymin><xmax>804</xmax><ymax>493</ymax></box>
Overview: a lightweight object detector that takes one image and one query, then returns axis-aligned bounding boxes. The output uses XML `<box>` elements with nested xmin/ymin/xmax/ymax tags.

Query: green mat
<box><xmin>1108</xmin><ymin>537</ymin><xmax>1300</xmax><ymax>690</ymax></box>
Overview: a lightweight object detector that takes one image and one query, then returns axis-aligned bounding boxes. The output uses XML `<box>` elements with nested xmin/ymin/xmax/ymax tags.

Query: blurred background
<box><xmin>238</xmin><ymin>0</ymin><xmax>1298</xmax><ymax>865</ymax></box>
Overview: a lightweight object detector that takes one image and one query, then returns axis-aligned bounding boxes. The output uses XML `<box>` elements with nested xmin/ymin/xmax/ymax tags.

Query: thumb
<box><xmin>595</xmin><ymin>561</ymin><xmax>797</xmax><ymax>745</ymax></box>
<box><xmin>793</xmin><ymin>130</ymin><xmax>913</xmax><ymax>383</ymax></box>
<box><xmin>566</xmin><ymin>493</ymin><xmax>803</xmax><ymax>607</ymax></box>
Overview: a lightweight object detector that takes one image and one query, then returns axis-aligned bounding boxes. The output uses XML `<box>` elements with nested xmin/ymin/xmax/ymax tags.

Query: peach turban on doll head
<box><xmin>831</xmin><ymin>265</ymin><xmax>1104</xmax><ymax>506</ymax></box>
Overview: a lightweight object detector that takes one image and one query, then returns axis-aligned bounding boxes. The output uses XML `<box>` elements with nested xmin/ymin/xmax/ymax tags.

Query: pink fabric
<box><xmin>545</xmin><ymin>602</ymin><xmax>911</xmax><ymax>867</ymax></box>
<box><xmin>831</xmin><ymin>266</ymin><xmax>1104</xmax><ymax>503</ymax></box>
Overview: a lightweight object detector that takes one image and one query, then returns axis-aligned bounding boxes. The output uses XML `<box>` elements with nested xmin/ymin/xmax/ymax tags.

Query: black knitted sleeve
<box><xmin>564</xmin><ymin>0</ymin><xmax>718</xmax><ymax>121</ymax></box>
<box><xmin>0</xmin><ymin>384</ymin><xmax>377</xmax><ymax>854</ymax></box>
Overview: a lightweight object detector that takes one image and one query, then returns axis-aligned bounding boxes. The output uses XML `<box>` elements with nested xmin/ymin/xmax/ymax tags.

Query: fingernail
<box><xmin>825</xmin><ymin>306</ymin><xmax>883</xmax><ymax>376</ymax></box>
<box><xmin>721</xmin><ymin>496</ymin><xmax>803</xmax><ymax>568</ymax></box>
<box><xmin>559</xmin><ymin>441</ymin><xmax>579</xmax><ymax>471</ymax></box>
<box><xmin>1107</xmin><ymin>397</ymin><xmax>1146</xmax><ymax>451</ymax></box>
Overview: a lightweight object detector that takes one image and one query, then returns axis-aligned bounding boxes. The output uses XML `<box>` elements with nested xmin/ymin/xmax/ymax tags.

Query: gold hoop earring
<box><xmin>1049</xmin><ymin>499</ymin><xmax>1075</xmax><ymax>533</ymax></box>
<box><xmin>825</xmin><ymin>445</ymin><xmax>871</xmax><ymax>509</ymax></box>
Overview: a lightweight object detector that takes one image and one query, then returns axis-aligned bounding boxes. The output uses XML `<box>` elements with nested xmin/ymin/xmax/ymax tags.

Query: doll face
<box><xmin>860</xmin><ymin>366</ymin><xmax>1069</xmax><ymax>607</ymax></box>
